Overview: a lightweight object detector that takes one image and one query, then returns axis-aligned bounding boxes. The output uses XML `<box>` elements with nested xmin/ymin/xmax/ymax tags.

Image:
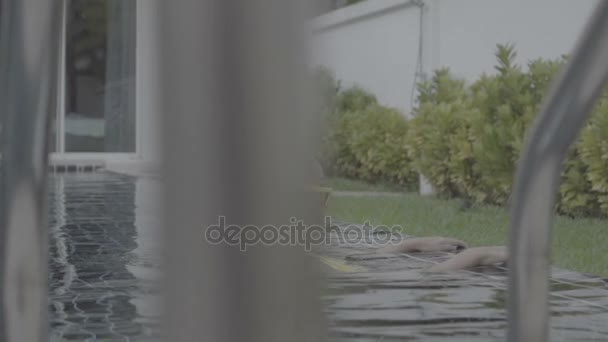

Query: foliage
<box><xmin>409</xmin><ymin>43</ymin><xmax>608</xmax><ymax>217</ymax></box>
<box><xmin>579</xmin><ymin>95</ymin><xmax>608</xmax><ymax>215</ymax></box>
<box><xmin>319</xmin><ymin>84</ymin><xmax>378</xmax><ymax>178</ymax></box>
<box><xmin>316</xmin><ymin>43</ymin><xmax>608</xmax><ymax>218</ymax></box>
<box><xmin>468</xmin><ymin>44</ymin><xmax>537</xmax><ymax>205</ymax></box>
<box><xmin>347</xmin><ymin>105</ymin><xmax>417</xmax><ymax>186</ymax></box>
<box><xmin>314</xmin><ymin>68</ymin><xmax>416</xmax><ymax>188</ymax></box>
<box><xmin>407</xmin><ymin>69</ymin><xmax>477</xmax><ymax>198</ymax></box>
<box><xmin>558</xmin><ymin>142</ymin><xmax>601</xmax><ymax>217</ymax></box>
<box><xmin>334</xmin><ymin>86</ymin><xmax>378</xmax><ymax>113</ymax></box>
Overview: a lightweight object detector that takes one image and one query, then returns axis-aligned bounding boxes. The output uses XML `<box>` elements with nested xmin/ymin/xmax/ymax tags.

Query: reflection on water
<box><xmin>48</xmin><ymin>171</ymin><xmax>162</xmax><ymax>341</ymax></box>
<box><xmin>46</xmin><ymin>172</ymin><xmax>608</xmax><ymax>341</ymax></box>
<box><xmin>318</xmin><ymin>222</ymin><xmax>608</xmax><ymax>341</ymax></box>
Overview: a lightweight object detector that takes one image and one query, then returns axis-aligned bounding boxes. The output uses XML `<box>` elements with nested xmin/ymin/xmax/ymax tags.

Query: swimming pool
<box><xmin>318</xmin><ymin>222</ymin><xmax>608</xmax><ymax>341</ymax></box>
<box><xmin>47</xmin><ymin>171</ymin><xmax>608</xmax><ymax>341</ymax></box>
<box><xmin>48</xmin><ymin>171</ymin><xmax>162</xmax><ymax>341</ymax></box>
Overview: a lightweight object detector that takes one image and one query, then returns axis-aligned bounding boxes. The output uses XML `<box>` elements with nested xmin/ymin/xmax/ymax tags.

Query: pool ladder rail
<box><xmin>506</xmin><ymin>1</ymin><xmax>608</xmax><ymax>341</ymax></box>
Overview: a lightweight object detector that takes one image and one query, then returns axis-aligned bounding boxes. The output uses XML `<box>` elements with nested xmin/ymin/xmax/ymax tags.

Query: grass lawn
<box><xmin>326</xmin><ymin>193</ymin><xmax>608</xmax><ymax>277</ymax></box>
<box><xmin>321</xmin><ymin>177</ymin><xmax>413</xmax><ymax>193</ymax></box>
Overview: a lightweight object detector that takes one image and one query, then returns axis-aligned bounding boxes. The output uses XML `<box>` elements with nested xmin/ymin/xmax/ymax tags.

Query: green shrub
<box><xmin>468</xmin><ymin>44</ymin><xmax>537</xmax><ymax>205</ymax></box>
<box><xmin>334</xmin><ymin>86</ymin><xmax>378</xmax><ymax>113</ymax></box>
<box><xmin>580</xmin><ymin>95</ymin><xmax>608</xmax><ymax>215</ymax></box>
<box><xmin>414</xmin><ymin>68</ymin><xmax>469</xmax><ymax>108</ymax></box>
<box><xmin>322</xmin><ymin>109</ymin><xmax>361</xmax><ymax>178</ymax></box>
<box><xmin>526</xmin><ymin>56</ymin><xmax>566</xmax><ymax>105</ymax></box>
<box><xmin>316</xmin><ymin>45</ymin><xmax>608</xmax><ymax>218</ymax></box>
<box><xmin>347</xmin><ymin>105</ymin><xmax>417</xmax><ymax>186</ymax></box>
<box><xmin>558</xmin><ymin>141</ymin><xmax>602</xmax><ymax>217</ymax></box>
<box><xmin>314</xmin><ymin>72</ymin><xmax>417</xmax><ymax>189</ymax></box>
<box><xmin>525</xmin><ymin>54</ymin><xmax>607</xmax><ymax>217</ymax></box>
<box><xmin>407</xmin><ymin>69</ymin><xmax>478</xmax><ymax>198</ymax></box>
<box><xmin>319</xmin><ymin>83</ymin><xmax>378</xmax><ymax>178</ymax></box>
<box><xmin>409</xmin><ymin>44</ymin><xmax>608</xmax><ymax>217</ymax></box>
<box><xmin>524</xmin><ymin>56</ymin><xmax>602</xmax><ymax>216</ymax></box>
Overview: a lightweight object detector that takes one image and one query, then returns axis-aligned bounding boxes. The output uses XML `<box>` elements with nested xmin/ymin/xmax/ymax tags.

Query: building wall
<box><xmin>434</xmin><ymin>0</ymin><xmax>598</xmax><ymax>81</ymax></box>
<box><xmin>310</xmin><ymin>0</ymin><xmax>423</xmax><ymax>114</ymax></box>
<box><xmin>310</xmin><ymin>0</ymin><xmax>600</xmax><ymax>114</ymax></box>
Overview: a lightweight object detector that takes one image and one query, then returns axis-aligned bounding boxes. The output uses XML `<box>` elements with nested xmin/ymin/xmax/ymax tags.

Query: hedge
<box><xmin>316</xmin><ymin>68</ymin><xmax>417</xmax><ymax>189</ymax></box>
<box><xmin>315</xmin><ymin>44</ymin><xmax>608</xmax><ymax>217</ymax></box>
<box><xmin>408</xmin><ymin>44</ymin><xmax>608</xmax><ymax>217</ymax></box>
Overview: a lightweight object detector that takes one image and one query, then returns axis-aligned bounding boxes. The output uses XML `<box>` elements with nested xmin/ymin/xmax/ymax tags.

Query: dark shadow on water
<box><xmin>48</xmin><ymin>172</ymin><xmax>160</xmax><ymax>341</ymax></box>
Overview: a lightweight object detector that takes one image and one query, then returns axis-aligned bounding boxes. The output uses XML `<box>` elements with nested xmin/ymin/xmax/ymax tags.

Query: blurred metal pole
<box><xmin>0</xmin><ymin>0</ymin><xmax>62</xmax><ymax>341</ymax></box>
<box><xmin>159</xmin><ymin>0</ymin><xmax>327</xmax><ymax>342</ymax></box>
<box><xmin>507</xmin><ymin>2</ymin><xmax>608</xmax><ymax>342</ymax></box>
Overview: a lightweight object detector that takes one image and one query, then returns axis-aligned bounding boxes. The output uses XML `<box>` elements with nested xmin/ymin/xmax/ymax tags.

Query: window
<box><xmin>61</xmin><ymin>0</ymin><xmax>136</xmax><ymax>153</ymax></box>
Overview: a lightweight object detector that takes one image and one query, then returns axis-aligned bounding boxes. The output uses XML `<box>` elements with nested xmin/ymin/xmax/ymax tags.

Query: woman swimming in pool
<box><xmin>377</xmin><ymin>236</ymin><xmax>468</xmax><ymax>254</ymax></box>
<box><xmin>425</xmin><ymin>245</ymin><xmax>507</xmax><ymax>273</ymax></box>
<box><xmin>376</xmin><ymin>237</ymin><xmax>508</xmax><ymax>273</ymax></box>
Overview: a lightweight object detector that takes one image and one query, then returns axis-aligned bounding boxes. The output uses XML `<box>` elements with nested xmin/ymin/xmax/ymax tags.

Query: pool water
<box><xmin>317</xmin><ymin>222</ymin><xmax>608</xmax><ymax>341</ymax></box>
<box><xmin>47</xmin><ymin>171</ymin><xmax>608</xmax><ymax>341</ymax></box>
<box><xmin>48</xmin><ymin>171</ymin><xmax>162</xmax><ymax>341</ymax></box>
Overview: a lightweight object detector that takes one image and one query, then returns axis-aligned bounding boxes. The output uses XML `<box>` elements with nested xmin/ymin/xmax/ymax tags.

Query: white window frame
<box><xmin>50</xmin><ymin>0</ymin><xmax>143</xmax><ymax>164</ymax></box>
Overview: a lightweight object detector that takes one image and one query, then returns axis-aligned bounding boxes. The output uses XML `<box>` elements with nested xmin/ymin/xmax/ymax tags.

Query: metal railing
<box><xmin>507</xmin><ymin>1</ymin><xmax>608</xmax><ymax>341</ymax></box>
<box><xmin>0</xmin><ymin>0</ymin><xmax>62</xmax><ymax>341</ymax></box>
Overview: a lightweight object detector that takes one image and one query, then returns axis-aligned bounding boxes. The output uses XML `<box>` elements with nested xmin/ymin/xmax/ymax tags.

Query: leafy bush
<box><xmin>334</xmin><ymin>86</ymin><xmax>378</xmax><ymax>113</ymax></box>
<box><xmin>409</xmin><ymin>43</ymin><xmax>608</xmax><ymax>217</ymax></box>
<box><xmin>319</xmin><ymin>85</ymin><xmax>378</xmax><ymax>178</ymax></box>
<box><xmin>347</xmin><ymin>105</ymin><xmax>417</xmax><ymax>186</ymax></box>
<box><xmin>558</xmin><ymin>142</ymin><xmax>601</xmax><ymax>217</ymax></box>
<box><xmin>414</xmin><ymin>68</ymin><xmax>469</xmax><ymax>108</ymax></box>
<box><xmin>316</xmin><ymin>43</ymin><xmax>608</xmax><ymax>218</ymax></box>
<box><xmin>407</xmin><ymin>69</ymin><xmax>477</xmax><ymax>198</ymax></box>
<box><xmin>468</xmin><ymin>44</ymin><xmax>538</xmax><ymax>205</ymax></box>
<box><xmin>321</xmin><ymin>108</ymin><xmax>360</xmax><ymax>178</ymax></box>
<box><xmin>314</xmin><ymin>68</ymin><xmax>417</xmax><ymax>189</ymax></box>
<box><xmin>579</xmin><ymin>95</ymin><xmax>608</xmax><ymax>215</ymax></box>
<box><xmin>524</xmin><ymin>55</ymin><xmax>601</xmax><ymax>216</ymax></box>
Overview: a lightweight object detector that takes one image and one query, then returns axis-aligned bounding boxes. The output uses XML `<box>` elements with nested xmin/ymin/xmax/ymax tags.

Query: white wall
<box><xmin>311</xmin><ymin>0</ymin><xmax>423</xmax><ymax>114</ymax></box>
<box><xmin>310</xmin><ymin>0</ymin><xmax>600</xmax><ymax>113</ymax></box>
<box><xmin>434</xmin><ymin>0</ymin><xmax>598</xmax><ymax>82</ymax></box>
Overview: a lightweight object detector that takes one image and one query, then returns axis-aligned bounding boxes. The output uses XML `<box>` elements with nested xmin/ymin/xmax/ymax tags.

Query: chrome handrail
<box><xmin>507</xmin><ymin>2</ymin><xmax>608</xmax><ymax>341</ymax></box>
<box><xmin>0</xmin><ymin>0</ymin><xmax>62</xmax><ymax>341</ymax></box>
